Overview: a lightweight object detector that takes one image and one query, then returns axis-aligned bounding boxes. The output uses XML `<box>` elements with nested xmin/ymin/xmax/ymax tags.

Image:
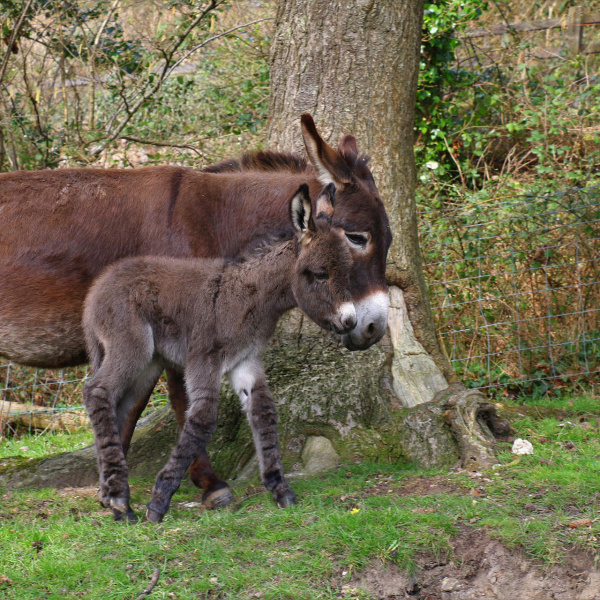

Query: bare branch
<box><xmin>120</xmin><ymin>135</ymin><xmax>207</xmax><ymax>158</ymax></box>
<box><xmin>166</xmin><ymin>17</ymin><xmax>273</xmax><ymax>77</ymax></box>
<box><xmin>93</xmin><ymin>0</ymin><xmax>120</xmax><ymax>49</ymax></box>
<box><xmin>92</xmin><ymin>0</ymin><xmax>224</xmax><ymax>154</ymax></box>
<box><xmin>0</xmin><ymin>0</ymin><xmax>34</xmax><ymax>88</ymax></box>
<box><xmin>134</xmin><ymin>568</ymin><xmax>160</xmax><ymax>600</ymax></box>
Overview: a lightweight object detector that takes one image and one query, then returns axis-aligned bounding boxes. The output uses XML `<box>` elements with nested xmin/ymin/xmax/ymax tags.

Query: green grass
<box><xmin>1</xmin><ymin>397</ymin><xmax>599</xmax><ymax>599</ymax></box>
<box><xmin>0</xmin><ymin>429</ymin><xmax>93</xmax><ymax>459</ymax></box>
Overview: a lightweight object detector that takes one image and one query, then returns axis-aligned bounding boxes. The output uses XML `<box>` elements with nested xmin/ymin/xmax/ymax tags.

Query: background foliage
<box><xmin>0</xmin><ymin>0</ymin><xmax>271</xmax><ymax>171</ymax></box>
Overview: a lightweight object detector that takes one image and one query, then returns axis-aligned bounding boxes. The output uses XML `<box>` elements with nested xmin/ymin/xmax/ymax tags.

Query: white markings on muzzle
<box><xmin>341</xmin><ymin>290</ymin><xmax>389</xmax><ymax>350</ymax></box>
<box><xmin>337</xmin><ymin>302</ymin><xmax>357</xmax><ymax>327</ymax></box>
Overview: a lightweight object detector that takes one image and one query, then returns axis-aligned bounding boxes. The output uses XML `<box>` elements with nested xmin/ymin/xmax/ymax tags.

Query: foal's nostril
<box><xmin>343</xmin><ymin>314</ymin><xmax>357</xmax><ymax>331</ymax></box>
<box><xmin>367</xmin><ymin>322</ymin><xmax>376</xmax><ymax>337</ymax></box>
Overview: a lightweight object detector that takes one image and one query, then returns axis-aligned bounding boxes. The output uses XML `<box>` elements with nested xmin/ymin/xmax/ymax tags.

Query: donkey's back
<box><xmin>84</xmin><ymin>255</ymin><xmax>225</xmax><ymax>370</ymax></box>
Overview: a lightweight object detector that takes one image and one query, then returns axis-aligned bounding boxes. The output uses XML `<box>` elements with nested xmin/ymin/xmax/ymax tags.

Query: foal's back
<box><xmin>84</xmin><ymin>255</ymin><xmax>225</xmax><ymax>369</ymax></box>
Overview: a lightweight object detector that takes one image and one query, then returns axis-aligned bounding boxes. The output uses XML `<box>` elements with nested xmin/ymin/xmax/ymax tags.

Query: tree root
<box><xmin>435</xmin><ymin>383</ymin><xmax>511</xmax><ymax>471</ymax></box>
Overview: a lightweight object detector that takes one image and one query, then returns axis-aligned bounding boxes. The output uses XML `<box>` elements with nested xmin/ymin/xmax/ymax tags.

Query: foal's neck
<box><xmin>230</xmin><ymin>239</ymin><xmax>298</xmax><ymax>317</ymax></box>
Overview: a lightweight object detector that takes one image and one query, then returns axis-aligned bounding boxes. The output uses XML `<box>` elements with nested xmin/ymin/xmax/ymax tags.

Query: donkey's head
<box><xmin>289</xmin><ymin>184</ymin><xmax>357</xmax><ymax>336</ymax></box>
<box><xmin>301</xmin><ymin>114</ymin><xmax>391</xmax><ymax>351</ymax></box>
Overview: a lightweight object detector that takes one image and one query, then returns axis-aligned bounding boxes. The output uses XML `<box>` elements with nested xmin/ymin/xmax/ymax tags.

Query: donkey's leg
<box><xmin>115</xmin><ymin>363</ymin><xmax>163</xmax><ymax>455</ymax></box>
<box><xmin>84</xmin><ymin>372</ymin><xmax>137</xmax><ymax>523</ymax></box>
<box><xmin>118</xmin><ymin>388</ymin><xmax>154</xmax><ymax>458</ymax></box>
<box><xmin>165</xmin><ymin>366</ymin><xmax>233</xmax><ymax>509</ymax></box>
<box><xmin>230</xmin><ymin>358</ymin><xmax>296</xmax><ymax>508</ymax></box>
<box><xmin>146</xmin><ymin>356</ymin><xmax>220</xmax><ymax>523</ymax></box>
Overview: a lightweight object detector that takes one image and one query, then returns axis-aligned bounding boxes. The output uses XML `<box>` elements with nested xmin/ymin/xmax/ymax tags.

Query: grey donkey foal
<box><xmin>83</xmin><ymin>183</ymin><xmax>357</xmax><ymax>523</ymax></box>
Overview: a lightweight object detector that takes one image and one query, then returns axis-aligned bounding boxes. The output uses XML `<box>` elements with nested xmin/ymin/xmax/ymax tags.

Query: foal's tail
<box><xmin>85</xmin><ymin>330</ymin><xmax>105</xmax><ymax>372</ymax></box>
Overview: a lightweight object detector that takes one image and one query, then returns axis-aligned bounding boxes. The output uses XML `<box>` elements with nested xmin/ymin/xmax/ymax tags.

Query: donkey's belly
<box><xmin>0</xmin><ymin>321</ymin><xmax>87</xmax><ymax>368</ymax></box>
<box><xmin>0</xmin><ymin>262</ymin><xmax>89</xmax><ymax>368</ymax></box>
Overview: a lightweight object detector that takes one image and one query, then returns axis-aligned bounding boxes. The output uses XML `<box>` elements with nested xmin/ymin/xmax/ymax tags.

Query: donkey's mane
<box><xmin>202</xmin><ymin>149</ymin><xmax>372</xmax><ymax>181</ymax></box>
<box><xmin>203</xmin><ymin>151</ymin><xmax>308</xmax><ymax>175</ymax></box>
<box><xmin>230</xmin><ymin>228</ymin><xmax>295</xmax><ymax>265</ymax></box>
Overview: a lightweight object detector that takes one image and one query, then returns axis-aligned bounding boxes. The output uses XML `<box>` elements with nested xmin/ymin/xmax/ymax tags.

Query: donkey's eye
<box><xmin>314</xmin><ymin>272</ymin><xmax>329</xmax><ymax>281</ymax></box>
<box><xmin>345</xmin><ymin>233</ymin><xmax>368</xmax><ymax>248</ymax></box>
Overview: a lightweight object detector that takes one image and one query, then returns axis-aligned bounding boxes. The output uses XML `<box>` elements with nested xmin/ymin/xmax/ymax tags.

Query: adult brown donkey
<box><xmin>0</xmin><ymin>114</ymin><xmax>392</xmax><ymax>509</ymax></box>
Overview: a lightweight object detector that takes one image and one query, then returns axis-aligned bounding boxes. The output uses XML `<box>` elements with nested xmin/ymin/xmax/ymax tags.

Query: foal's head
<box><xmin>289</xmin><ymin>184</ymin><xmax>356</xmax><ymax>336</ymax></box>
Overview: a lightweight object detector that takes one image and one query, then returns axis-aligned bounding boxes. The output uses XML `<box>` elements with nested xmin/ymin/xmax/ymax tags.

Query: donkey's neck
<box><xmin>227</xmin><ymin>239</ymin><xmax>298</xmax><ymax>321</ymax></box>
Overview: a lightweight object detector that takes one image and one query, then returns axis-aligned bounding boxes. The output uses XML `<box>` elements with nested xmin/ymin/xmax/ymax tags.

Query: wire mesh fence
<box><xmin>0</xmin><ymin>363</ymin><xmax>90</xmax><ymax>435</ymax></box>
<box><xmin>420</xmin><ymin>184</ymin><xmax>600</xmax><ymax>398</ymax></box>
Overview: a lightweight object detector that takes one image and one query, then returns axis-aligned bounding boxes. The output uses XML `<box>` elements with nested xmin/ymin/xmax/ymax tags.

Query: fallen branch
<box><xmin>0</xmin><ymin>401</ymin><xmax>87</xmax><ymax>433</ymax></box>
<box><xmin>135</xmin><ymin>568</ymin><xmax>160</xmax><ymax>600</ymax></box>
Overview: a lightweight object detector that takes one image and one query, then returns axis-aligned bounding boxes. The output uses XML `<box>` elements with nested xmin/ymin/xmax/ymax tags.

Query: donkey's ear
<box><xmin>289</xmin><ymin>184</ymin><xmax>312</xmax><ymax>234</ymax></box>
<box><xmin>301</xmin><ymin>114</ymin><xmax>353</xmax><ymax>188</ymax></box>
<box><xmin>315</xmin><ymin>183</ymin><xmax>335</xmax><ymax>222</ymax></box>
<box><xmin>338</xmin><ymin>134</ymin><xmax>358</xmax><ymax>164</ymax></box>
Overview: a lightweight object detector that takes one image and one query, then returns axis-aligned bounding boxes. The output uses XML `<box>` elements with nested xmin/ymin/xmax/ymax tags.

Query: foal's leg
<box><xmin>85</xmin><ymin>327</ymin><xmax>154</xmax><ymax>523</ymax></box>
<box><xmin>116</xmin><ymin>363</ymin><xmax>163</xmax><ymax>455</ymax></box>
<box><xmin>84</xmin><ymin>369</ymin><xmax>138</xmax><ymax>523</ymax></box>
<box><xmin>146</xmin><ymin>356</ymin><xmax>220</xmax><ymax>523</ymax></box>
<box><xmin>165</xmin><ymin>366</ymin><xmax>233</xmax><ymax>509</ymax></box>
<box><xmin>230</xmin><ymin>358</ymin><xmax>296</xmax><ymax>508</ymax></box>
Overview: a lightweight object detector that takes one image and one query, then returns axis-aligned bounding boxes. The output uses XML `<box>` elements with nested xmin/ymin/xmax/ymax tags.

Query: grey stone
<box><xmin>301</xmin><ymin>435</ymin><xmax>339</xmax><ymax>473</ymax></box>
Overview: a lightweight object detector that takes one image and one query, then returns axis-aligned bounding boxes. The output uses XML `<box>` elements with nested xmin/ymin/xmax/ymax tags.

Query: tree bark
<box><xmin>0</xmin><ymin>0</ymin><xmax>505</xmax><ymax>492</ymax></box>
<box><xmin>263</xmin><ymin>0</ymin><xmax>502</xmax><ymax>471</ymax></box>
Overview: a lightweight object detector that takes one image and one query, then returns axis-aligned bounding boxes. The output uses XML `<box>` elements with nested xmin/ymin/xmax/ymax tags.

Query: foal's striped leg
<box><xmin>146</xmin><ymin>355</ymin><xmax>220</xmax><ymax>523</ymax></box>
<box><xmin>230</xmin><ymin>358</ymin><xmax>296</xmax><ymax>508</ymax></box>
<box><xmin>84</xmin><ymin>376</ymin><xmax>136</xmax><ymax>523</ymax></box>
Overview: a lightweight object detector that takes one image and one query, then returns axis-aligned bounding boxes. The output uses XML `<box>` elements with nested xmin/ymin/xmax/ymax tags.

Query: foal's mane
<box><xmin>231</xmin><ymin>228</ymin><xmax>295</xmax><ymax>264</ymax></box>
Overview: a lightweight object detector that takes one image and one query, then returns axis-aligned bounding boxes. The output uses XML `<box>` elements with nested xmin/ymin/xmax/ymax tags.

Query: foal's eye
<box><xmin>345</xmin><ymin>233</ymin><xmax>368</xmax><ymax>248</ymax></box>
<box><xmin>314</xmin><ymin>272</ymin><xmax>329</xmax><ymax>281</ymax></box>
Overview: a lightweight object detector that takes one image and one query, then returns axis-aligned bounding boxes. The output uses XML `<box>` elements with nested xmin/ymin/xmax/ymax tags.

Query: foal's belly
<box><xmin>0</xmin><ymin>262</ymin><xmax>89</xmax><ymax>368</ymax></box>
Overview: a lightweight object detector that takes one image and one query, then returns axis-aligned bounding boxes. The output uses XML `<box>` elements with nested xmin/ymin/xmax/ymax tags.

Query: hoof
<box><xmin>110</xmin><ymin>497</ymin><xmax>137</xmax><ymax>523</ymax></box>
<box><xmin>113</xmin><ymin>508</ymin><xmax>138</xmax><ymax>524</ymax></box>
<box><xmin>146</xmin><ymin>506</ymin><xmax>164</xmax><ymax>523</ymax></box>
<box><xmin>110</xmin><ymin>497</ymin><xmax>131</xmax><ymax>514</ymax></box>
<box><xmin>202</xmin><ymin>486</ymin><xmax>234</xmax><ymax>510</ymax></box>
<box><xmin>275</xmin><ymin>491</ymin><xmax>297</xmax><ymax>508</ymax></box>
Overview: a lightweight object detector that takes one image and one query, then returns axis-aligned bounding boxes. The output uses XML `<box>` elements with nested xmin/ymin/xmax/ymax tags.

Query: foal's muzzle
<box><xmin>330</xmin><ymin>302</ymin><xmax>357</xmax><ymax>335</ymax></box>
<box><xmin>340</xmin><ymin>291</ymin><xmax>389</xmax><ymax>351</ymax></box>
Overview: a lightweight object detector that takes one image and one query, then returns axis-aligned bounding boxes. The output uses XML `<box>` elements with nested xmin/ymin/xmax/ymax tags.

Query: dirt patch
<box><xmin>391</xmin><ymin>475</ymin><xmax>465</xmax><ymax>497</ymax></box>
<box><xmin>57</xmin><ymin>485</ymin><xmax>100</xmax><ymax>499</ymax></box>
<box><xmin>349</xmin><ymin>529</ymin><xmax>599</xmax><ymax>600</ymax></box>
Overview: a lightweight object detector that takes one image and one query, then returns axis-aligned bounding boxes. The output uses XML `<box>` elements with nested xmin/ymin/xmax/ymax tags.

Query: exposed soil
<box><xmin>391</xmin><ymin>475</ymin><xmax>466</xmax><ymax>497</ymax></box>
<box><xmin>349</xmin><ymin>529</ymin><xmax>599</xmax><ymax>600</ymax></box>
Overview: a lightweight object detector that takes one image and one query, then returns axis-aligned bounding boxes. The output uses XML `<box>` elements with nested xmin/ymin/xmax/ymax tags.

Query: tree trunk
<box><xmin>268</xmin><ymin>0</ymin><xmax>451</xmax><ymax>383</ymax></box>
<box><xmin>0</xmin><ymin>0</ymin><xmax>505</xmax><ymax>491</ymax></box>
<box><xmin>263</xmin><ymin>0</ymin><xmax>502</xmax><ymax>471</ymax></box>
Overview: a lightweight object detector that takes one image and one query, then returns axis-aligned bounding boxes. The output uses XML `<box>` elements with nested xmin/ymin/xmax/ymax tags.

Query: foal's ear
<box><xmin>289</xmin><ymin>184</ymin><xmax>312</xmax><ymax>234</ymax></box>
<box><xmin>301</xmin><ymin>114</ymin><xmax>353</xmax><ymax>188</ymax></box>
<box><xmin>315</xmin><ymin>183</ymin><xmax>335</xmax><ymax>222</ymax></box>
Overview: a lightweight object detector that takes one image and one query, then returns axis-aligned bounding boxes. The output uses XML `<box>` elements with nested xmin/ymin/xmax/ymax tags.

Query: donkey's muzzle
<box><xmin>330</xmin><ymin>302</ymin><xmax>357</xmax><ymax>335</ymax></box>
<box><xmin>340</xmin><ymin>291</ymin><xmax>389</xmax><ymax>350</ymax></box>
